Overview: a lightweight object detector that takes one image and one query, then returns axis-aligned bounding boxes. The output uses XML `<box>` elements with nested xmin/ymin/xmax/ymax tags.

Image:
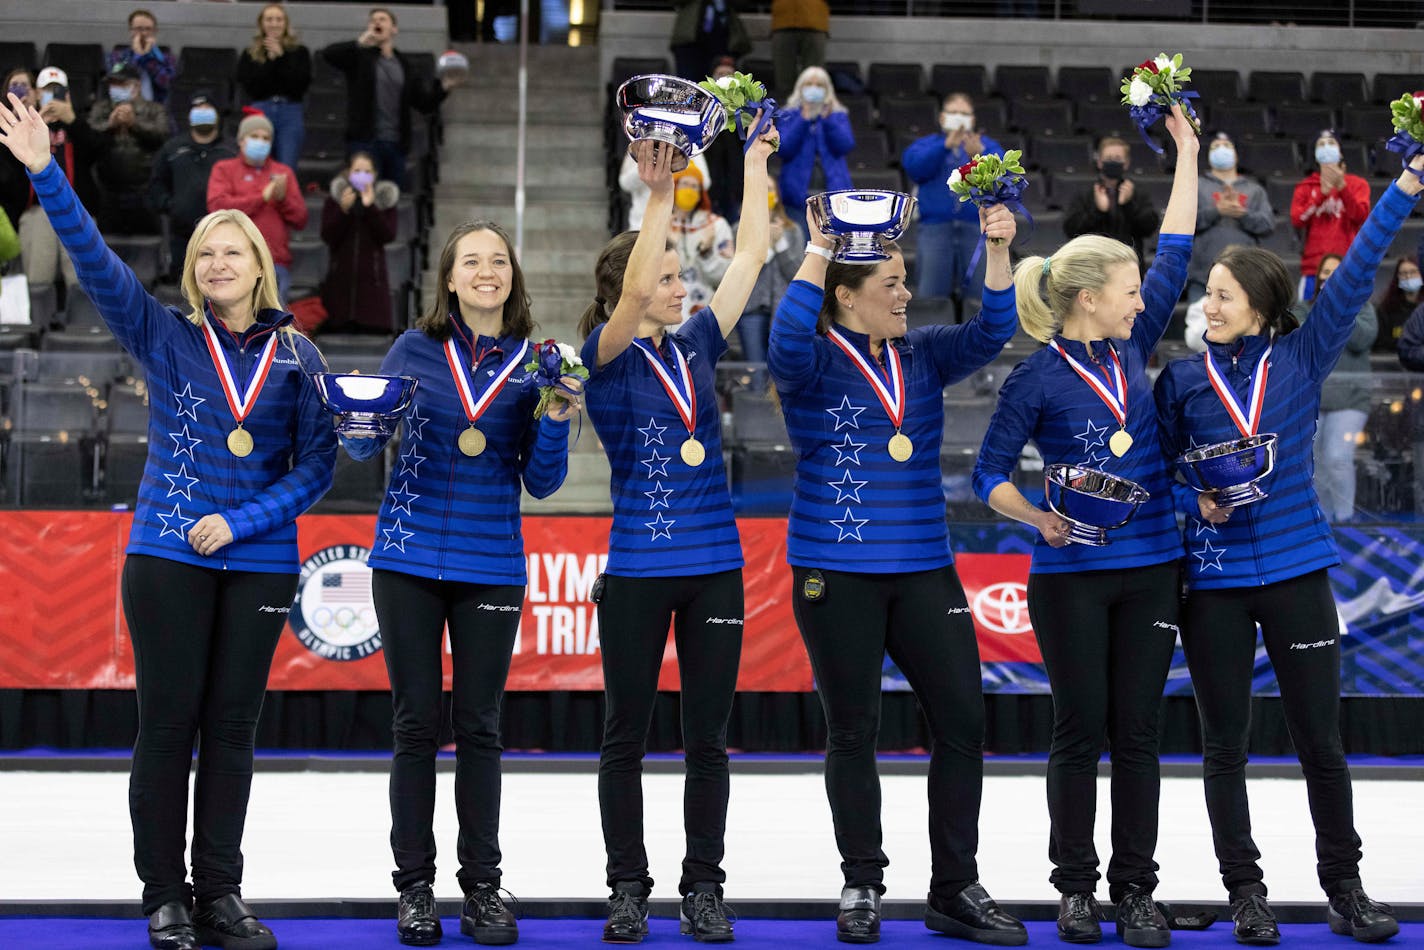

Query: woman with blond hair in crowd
<box><xmin>237</xmin><ymin>2</ymin><xmax>312</xmax><ymax>172</ymax></box>
<box><xmin>777</xmin><ymin>65</ymin><xmax>854</xmax><ymax>238</ymax></box>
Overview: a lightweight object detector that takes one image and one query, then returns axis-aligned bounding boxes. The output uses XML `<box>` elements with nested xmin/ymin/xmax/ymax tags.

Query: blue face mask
<box><xmin>1315</xmin><ymin>144</ymin><xmax>1341</xmax><ymax>165</ymax></box>
<box><xmin>802</xmin><ymin>85</ymin><xmax>826</xmax><ymax>104</ymax></box>
<box><xmin>108</xmin><ymin>85</ymin><xmax>134</xmax><ymax>103</ymax></box>
<box><xmin>39</xmin><ymin>90</ymin><xmax>55</xmax><ymax>108</ymax></box>
<box><xmin>243</xmin><ymin>137</ymin><xmax>272</xmax><ymax>163</ymax></box>
<box><xmin>1401</xmin><ymin>277</ymin><xmax>1423</xmax><ymax>294</ymax></box>
<box><xmin>189</xmin><ymin>107</ymin><xmax>218</xmax><ymax>129</ymax></box>
<box><xmin>1208</xmin><ymin>147</ymin><xmax>1235</xmax><ymax>171</ymax></box>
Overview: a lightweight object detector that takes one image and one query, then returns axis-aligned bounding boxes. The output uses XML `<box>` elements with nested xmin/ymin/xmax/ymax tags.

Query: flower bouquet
<box><xmin>1120</xmin><ymin>53</ymin><xmax>1201</xmax><ymax>153</ymax></box>
<box><xmin>947</xmin><ymin>150</ymin><xmax>1031</xmax><ymax>246</ymax></box>
<box><xmin>697</xmin><ymin>71</ymin><xmax>782</xmax><ymax>152</ymax></box>
<box><xmin>1386</xmin><ymin>91</ymin><xmax>1424</xmax><ymax>172</ymax></box>
<box><xmin>524</xmin><ymin>339</ymin><xmax>589</xmax><ymax>419</ymax></box>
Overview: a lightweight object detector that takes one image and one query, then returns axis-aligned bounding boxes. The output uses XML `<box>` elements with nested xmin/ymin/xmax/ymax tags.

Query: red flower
<box><xmin>1137</xmin><ymin>60</ymin><xmax>1159</xmax><ymax>74</ymax></box>
<box><xmin>958</xmin><ymin>160</ymin><xmax>976</xmax><ymax>178</ymax></box>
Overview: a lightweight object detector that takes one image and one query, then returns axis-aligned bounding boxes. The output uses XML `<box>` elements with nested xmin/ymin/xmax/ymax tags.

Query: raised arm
<box><xmin>1158</xmin><ymin>103</ymin><xmax>1199</xmax><ymax>237</ymax></box>
<box><xmin>707</xmin><ymin>116</ymin><xmax>779</xmax><ymax>337</ymax></box>
<box><xmin>766</xmin><ymin>230</ymin><xmax>833</xmax><ymax>394</ymax></box>
<box><xmin>596</xmin><ymin>143</ymin><xmax>676</xmax><ymax>367</ymax></box>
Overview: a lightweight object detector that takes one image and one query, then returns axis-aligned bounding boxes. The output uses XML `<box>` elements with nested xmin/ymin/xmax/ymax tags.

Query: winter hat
<box><xmin>672</xmin><ymin>163</ymin><xmax>705</xmax><ymax>187</ymax></box>
<box><xmin>237</xmin><ymin>107</ymin><xmax>274</xmax><ymax>141</ymax></box>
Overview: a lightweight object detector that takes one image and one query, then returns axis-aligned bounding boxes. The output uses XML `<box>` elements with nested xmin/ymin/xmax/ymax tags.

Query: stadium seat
<box><xmin>1025</xmin><ymin>135</ymin><xmax>1094</xmax><ymax>174</ymax></box>
<box><xmin>107</xmin><ymin>234</ymin><xmax>163</xmax><ymax>288</ymax></box>
<box><xmin>730</xmin><ymin>388</ymin><xmax>789</xmax><ymax>446</ymax></box>
<box><xmin>0</xmin><ymin>42</ymin><xmax>38</xmax><ymax>73</ymax></box>
<box><xmin>1248</xmin><ymin>71</ymin><xmax>1306</xmax><ymax>103</ymax></box>
<box><xmin>1200</xmin><ymin>103</ymin><xmax>1269</xmax><ymax>140</ymax></box>
<box><xmin>879</xmin><ymin>97</ymin><xmax>939</xmax><ymax>140</ymax></box>
<box><xmin>1370</xmin><ymin>72</ymin><xmax>1422</xmax><ymax>105</ymax></box>
<box><xmin>1310</xmin><ymin>71</ymin><xmax>1368</xmax><ymax>107</ymax></box>
<box><xmin>906</xmin><ymin>296</ymin><xmax>956</xmax><ymax>329</ymax></box>
<box><xmin>995</xmin><ymin>65</ymin><xmax>1051</xmax><ymax>101</ymax></box>
<box><xmin>1191</xmin><ymin>69</ymin><xmax>1243</xmax><ymax>106</ymax></box>
<box><xmin>1075</xmin><ymin>101</ymin><xmax>1131</xmax><ymax>138</ymax></box>
<box><xmin>1055</xmin><ymin>66</ymin><xmax>1116</xmax><ymax>104</ymax></box>
<box><xmin>1240</xmin><ymin>139</ymin><xmax>1300</xmax><ymax>179</ymax></box>
<box><xmin>930</xmin><ymin>64</ymin><xmax>988</xmax><ymax>100</ymax></box>
<box><xmin>287</xmin><ymin>239</ymin><xmax>330</xmax><ymax>297</ymax></box>
<box><xmin>1273</xmin><ymin>105</ymin><xmax>1337</xmax><ymax>142</ymax></box>
<box><xmin>177</xmin><ymin>46</ymin><xmax>238</xmax><ymax>87</ymax></box>
<box><xmin>1010</xmin><ymin>100</ymin><xmax>1074</xmax><ymax>137</ymax></box>
<box><xmin>868</xmin><ymin>62</ymin><xmax>925</xmax><ymax>100</ymax></box>
<box><xmin>63</xmin><ymin>290</ymin><xmax>108</xmax><ymax>332</ymax></box>
<box><xmin>848</xmin><ymin>132</ymin><xmax>892</xmax><ymax>170</ymax></box>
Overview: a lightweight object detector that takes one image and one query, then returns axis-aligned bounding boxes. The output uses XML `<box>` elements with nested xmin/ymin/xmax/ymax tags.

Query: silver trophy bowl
<box><xmin>616</xmin><ymin>74</ymin><xmax>726</xmax><ymax>173</ymax></box>
<box><xmin>806</xmin><ymin>190</ymin><xmax>917</xmax><ymax>263</ymax></box>
<box><xmin>1177</xmin><ymin>434</ymin><xmax>1278</xmax><ymax>507</ymax></box>
<box><xmin>1044</xmin><ymin>463</ymin><xmax>1151</xmax><ymax>547</ymax></box>
<box><xmin>312</xmin><ymin>373</ymin><xmax>419</xmax><ymax>438</ymax></box>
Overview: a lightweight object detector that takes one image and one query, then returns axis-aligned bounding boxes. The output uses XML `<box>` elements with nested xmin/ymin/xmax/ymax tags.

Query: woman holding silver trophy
<box><xmin>767</xmin><ymin>189</ymin><xmax>1024</xmax><ymax>945</ymax></box>
<box><xmin>0</xmin><ymin>93</ymin><xmax>337</xmax><ymax>950</ymax></box>
<box><xmin>1151</xmin><ymin>146</ymin><xmax>1424</xmax><ymax>950</ymax></box>
<box><xmin>336</xmin><ymin>220</ymin><xmax>582</xmax><ymax>947</ymax></box>
<box><xmin>579</xmin><ymin>72</ymin><xmax>779</xmax><ymax>944</ymax></box>
<box><xmin>969</xmin><ymin>104</ymin><xmax>1198</xmax><ymax>948</ymax></box>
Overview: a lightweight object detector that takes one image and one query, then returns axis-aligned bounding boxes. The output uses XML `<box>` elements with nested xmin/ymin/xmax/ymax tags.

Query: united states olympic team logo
<box><xmin>971</xmin><ymin>581</ymin><xmax>1033</xmax><ymax>635</ymax></box>
<box><xmin>290</xmin><ymin>545</ymin><xmax>383</xmax><ymax>661</ymax></box>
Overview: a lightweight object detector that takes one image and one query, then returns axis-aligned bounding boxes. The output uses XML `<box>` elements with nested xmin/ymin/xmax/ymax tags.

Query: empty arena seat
<box><xmin>1010</xmin><ymin>100</ymin><xmax>1074</xmax><ymax>137</ymax></box>
<box><xmin>868</xmin><ymin>62</ymin><xmax>925</xmax><ymax>99</ymax></box>
<box><xmin>995</xmin><ymin>65</ymin><xmax>1051</xmax><ymax>101</ymax></box>
<box><xmin>1191</xmin><ymin>69</ymin><xmax>1243</xmax><ymax>106</ymax></box>
<box><xmin>1055</xmin><ymin>66</ymin><xmax>1116</xmax><ymax>104</ymax></box>
<box><xmin>1248</xmin><ymin>71</ymin><xmax>1306</xmax><ymax>103</ymax></box>
<box><xmin>1310</xmin><ymin>71</ymin><xmax>1368</xmax><ymax>107</ymax></box>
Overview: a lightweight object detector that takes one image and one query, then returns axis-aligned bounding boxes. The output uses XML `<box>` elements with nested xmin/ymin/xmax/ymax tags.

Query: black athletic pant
<box><xmin>596</xmin><ymin>569</ymin><xmax>744</xmax><ymax>895</ymax></box>
<box><xmin>791</xmin><ymin>564</ymin><xmax>985</xmax><ymax>900</ymax></box>
<box><xmin>1027</xmin><ymin>562</ymin><xmax>1179</xmax><ymax>902</ymax></box>
<box><xmin>371</xmin><ymin>569</ymin><xmax>524</xmax><ymax>894</ymax></box>
<box><xmin>121</xmin><ymin>554</ymin><xmax>296</xmax><ymax>915</ymax></box>
<box><xmin>1181</xmin><ymin>568</ymin><xmax>1363</xmax><ymax>896</ymax></box>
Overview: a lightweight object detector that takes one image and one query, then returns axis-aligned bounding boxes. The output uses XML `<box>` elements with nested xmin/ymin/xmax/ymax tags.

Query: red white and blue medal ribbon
<box><xmin>1204</xmin><ymin>344</ymin><xmax>1272</xmax><ymax>438</ymax></box>
<box><xmin>1048</xmin><ymin>339</ymin><xmax>1133</xmax><ymax>456</ymax></box>
<box><xmin>827</xmin><ymin>328</ymin><xmax>912</xmax><ymax>460</ymax></box>
<box><xmin>634</xmin><ymin>336</ymin><xmax>707</xmax><ymax>466</ymax></box>
<box><xmin>201</xmin><ymin>316</ymin><xmax>278</xmax><ymax>455</ymax></box>
<box><xmin>444</xmin><ymin>336</ymin><xmax>528</xmax><ymax>456</ymax></box>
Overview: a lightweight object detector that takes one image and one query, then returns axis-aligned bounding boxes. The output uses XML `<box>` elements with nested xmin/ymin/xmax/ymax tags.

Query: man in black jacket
<box><xmin>148</xmin><ymin>92</ymin><xmax>235</xmax><ymax>280</ymax></box>
<box><xmin>1062</xmin><ymin>134</ymin><xmax>1160</xmax><ymax>269</ymax></box>
<box><xmin>320</xmin><ymin>7</ymin><xmax>457</xmax><ymax>189</ymax></box>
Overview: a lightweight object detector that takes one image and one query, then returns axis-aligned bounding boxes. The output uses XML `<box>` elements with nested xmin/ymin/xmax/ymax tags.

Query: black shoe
<box><xmin>836</xmin><ymin>886</ymin><xmax>881</xmax><ymax>944</ymax></box>
<box><xmin>603</xmin><ymin>881</ymin><xmax>650</xmax><ymax>944</ymax></box>
<box><xmin>193</xmin><ymin>894</ymin><xmax>277</xmax><ymax>950</ymax></box>
<box><xmin>680</xmin><ymin>885</ymin><xmax>734</xmax><ymax>942</ymax></box>
<box><xmin>1114</xmin><ymin>885</ymin><xmax>1170</xmax><ymax>949</ymax></box>
<box><xmin>925</xmin><ymin>884</ymin><xmax>1028</xmax><ymax>946</ymax></box>
<box><xmin>1057</xmin><ymin>892</ymin><xmax>1103</xmax><ymax>944</ymax></box>
<box><xmin>1228</xmin><ymin>889</ymin><xmax>1279</xmax><ymax>946</ymax></box>
<box><xmin>148</xmin><ymin>901</ymin><xmax>199</xmax><ymax>950</ymax></box>
<box><xmin>461</xmin><ymin>882</ymin><xmax>518</xmax><ymax>945</ymax></box>
<box><xmin>397</xmin><ymin>883</ymin><xmax>443</xmax><ymax>947</ymax></box>
<box><xmin>1327</xmin><ymin>879</ymin><xmax>1399</xmax><ymax>943</ymax></box>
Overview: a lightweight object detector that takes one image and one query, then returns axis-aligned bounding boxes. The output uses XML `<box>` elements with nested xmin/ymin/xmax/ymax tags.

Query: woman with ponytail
<box><xmin>970</xmin><ymin>103</ymin><xmax>1199</xmax><ymax>948</ymax></box>
<box><xmin>768</xmin><ymin>195</ymin><xmax>1023</xmax><ymax>944</ymax></box>
<box><xmin>578</xmin><ymin>119</ymin><xmax>778</xmax><ymax>944</ymax></box>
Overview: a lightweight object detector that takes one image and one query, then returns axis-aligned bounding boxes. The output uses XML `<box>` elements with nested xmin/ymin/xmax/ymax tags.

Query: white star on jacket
<box><xmin>832</xmin><ymin>434</ymin><xmax>868</xmax><ymax>467</ymax></box>
<box><xmin>828</xmin><ymin>469</ymin><xmax>869</xmax><ymax>504</ymax></box>
<box><xmin>826</xmin><ymin>396</ymin><xmax>867</xmax><ymax>431</ymax></box>
<box><xmin>163</xmin><ymin>463</ymin><xmax>200</xmax><ymax>501</ymax></box>
<box><xmin>173</xmin><ymin>383</ymin><xmax>206</xmax><ymax>421</ymax></box>
<box><xmin>1074</xmin><ymin>418</ymin><xmax>1108</xmax><ymax>453</ymax></box>
<box><xmin>168</xmin><ymin>425</ymin><xmax>202</xmax><ymax>460</ymax></box>
<box><xmin>157</xmin><ymin>502</ymin><xmax>195</xmax><ymax>541</ymax></box>
<box><xmin>645</xmin><ymin>512</ymin><xmax>676</xmax><ymax>540</ymax></box>
<box><xmin>830</xmin><ymin>507</ymin><xmax>869</xmax><ymax>542</ymax></box>
<box><xmin>638</xmin><ymin>417</ymin><xmax>667</xmax><ymax>446</ymax></box>
<box><xmin>405</xmin><ymin>405</ymin><xmax>429</xmax><ymax>441</ymax></box>
<box><xmin>388</xmin><ymin>481</ymin><xmax>420</xmax><ymax>516</ymax></box>
<box><xmin>644</xmin><ymin>481</ymin><xmax>674</xmax><ymax>509</ymax></box>
<box><xmin>1194</xmin><ymin>539</ymin><xmax>1226</xmax><ymax>571</ymax></box>
<box><xmin>398</xmin><ymin>444</ymin><xmax>426</xmax><ymax>479</ymax></box>
<box><xmin>382</xmin><ymin>518</ymin><xmax>414</xmax><ymax>553</ymax></box>
<box><xmin>640</xmin><ymin>449</ymin><xmax>671</xmax><ymax>478</ymax></box>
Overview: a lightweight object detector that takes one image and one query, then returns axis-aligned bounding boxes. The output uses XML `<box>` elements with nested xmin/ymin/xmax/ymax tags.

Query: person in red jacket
<box><xmin>1291</xmin><ymin>129</ymin><xmax>1370</xmax><ymax>300</ymax></box>
<box><xmin>207</xmin><ymin>109</ymin><xmax>307</xmax><ymax>303</ymax></box>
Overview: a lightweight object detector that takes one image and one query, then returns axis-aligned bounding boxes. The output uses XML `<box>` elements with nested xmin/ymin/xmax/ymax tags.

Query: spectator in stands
<box><xmin>702</xmin><ymin>56</ymin><xmax>745</xmax><ymax>223</ymax></box>
<box><xmin>207</xmin><ymin>110</ymin><xmax>307</xmax><ymax>302</ymax></box>
<box><xmin>736</xmin><ymin>179</ymin><xmax>802</xmax><ymax>367</ymax></box>
<box><xmin>620</xmin><ymin>151</ymin><xmax>710</xmax><ymax>230</ymax></box>
<box><xmin>1063</xmin><ymin>134</ymin><xmax>1160</xmax><ymax>269</ymax></box>
<box><xmin>770</xmin><ymin>0</ymin><xmax>829</xmax><ymax>100</ymax></box>
<box><xmin>105</xmin><ymin>8</ymin><xmax>176</xmax><ymax>105</ymax></box>
<box><xmin>89</xmin><ymin>63</ymin><xmax>167</xmax><ymax>235</ymax></box>
<box><xmin>902</xmin><ymin>92</ymin><xmax>1005</xmax><ymax>309</ymax></box>
<box><xmin>320</xmin><ymin>151</ymin><xmax>398</xmax><ymax>334</ymax></box>
<box><xmin>1374</xmin><ymin>256</ymin><xmax>1422</xmax><ymax>354</ymax></box>
<box><xmin>237</xmin><ymin>3</ymin><xmax>312</xmax><ymax>173</ymax></box>
<box><xmin>1187</xmin><ymin>131</ymin><xmax>1275</xmax><ymax>302</ymax></box>
<box><xmin>1291</xmin><ymin>129</ymin><xmax>1369</xmax><ymax>300</ymax></box>
<box><xmin>3</xmin><ymin>68</ymin><xmax>99</xmax><ymax>303</ymax></box>
<box><xmin>670</xmin><ymin>161</ymin><xmax>734</xmax><ymax>320</ymax></box>
<box><xmin>320</xmin><ymin>7</ymin><xmax>458</xmax><ymax>190</ymax></box>
<box><xmin>1298</xmin><ymin>253</ymin><xmax>1376</xmax><ymax>522</ymax></box>
<box><xmin>1396</xmin><ymin>301</ymin><xmax>1424</xmax><ymax>517</ymax></box>
<box><xmin>149</xmin><ymin>92</ymin><xmax>234</xmax><ymax>283</ymax></box>
<box><xmin>0</xmin><ymin>205</ymin><xmax>17</xmax><ymax>266</ymax></box>
<box><xmin>670</xmin><ymin>1</ymin><xmax>750</xmax><ymax>83</ymax></box>
<box><xmin>777</xmin><ymin>66</ymin><xmax>853</xmax><ymax>240</ymax></box>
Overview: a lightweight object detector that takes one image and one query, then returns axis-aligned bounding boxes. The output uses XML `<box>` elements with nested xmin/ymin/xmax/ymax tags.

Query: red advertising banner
<box><xmin>0</xmin><ymin>512</ymin><xmax>1036</xmax><ymax>691</ymax></box>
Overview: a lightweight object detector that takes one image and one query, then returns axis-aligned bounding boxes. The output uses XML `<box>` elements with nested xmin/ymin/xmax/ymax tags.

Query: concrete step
<box><xmin>443</xmin><ymin>89</ymin><xmax>606</xmax><ymax>123</ymax></box>
<box><xmin>521</xmin><ymin>450</ymin><xmax>611</xmax><ymax>514</ymax></box>
<box><xmin>431</xmin><ymin>183</ymin><xmax>604</xmax><ymax>205</ymax></box>
<box><xmin>431</xmin><ymin>198</ymin><xmax>609</xmax><ymax>232</ymax></box>
<box><xmin>453</xmin><ymin>43</ymin><xmax>600</xmax><ymax>78</ymax></box>
<box><xmin>439</xmin><ymin>160</ymin><xmax>604</xmax><ymax>189</ymax></box>
<box><xmin>442</xmin><ymin>124</ymin><xmax>604</xmax><ymax>151</ymax></box>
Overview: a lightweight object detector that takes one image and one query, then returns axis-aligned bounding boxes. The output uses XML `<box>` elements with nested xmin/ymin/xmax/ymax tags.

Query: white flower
<box><xmin>557</xmin><ymin>342</ymin><xmax>581</xmax><ymax>364</ymax></box>
<box><xmin>1128</xmin><ymin>77</ymin><xmax>1154</xmax><ymax>107</ymax></box>
<box><xmin>1414</xmin><ymin>95</ymin><xmax>1424</xmax><ymax>112</ymax></box>
<box><xmin>715</xmin><ymin>75</ymin><xmax>735</xmax><ymax>90</ymax></box>
<box><xmin>1154</xmin><ymin>53</ymin><xmax>1172</xmax><ymax>72</ymax></box>
<box><xmin>947</xmin><ymin>168</ymin><xmax>963</xmax><ymax>187</ymax></box>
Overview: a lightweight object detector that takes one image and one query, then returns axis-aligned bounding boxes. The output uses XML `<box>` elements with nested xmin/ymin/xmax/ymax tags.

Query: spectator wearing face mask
<box><xmin>1374</xmin><ymin>256</ymin><xmax>1422</xmax><ymax>354</ymax></box>
<box><xmin>149</xmin><ymin>92</ymin><xmax>236</xmax><ymax>281</ymax></box>
<box><xmin>902</xmin><ymin>92</ymin><xmax>1004</xmax><ymax>305</ymax></box>
<box><xmin>89</xmin><ymin>62</ymin><xmax>168</xmax><ymax>234</ymax></box>
<box><xmin>320</xmin><ymin>151</ymin><xmax>399</xmax><ymax>334</ymax></box>
<box><xmin>207</xmin><ymin>109</ymin><xmax>308</xmax><ymax>302</ymax></box>
<box><xmin>1063</xmin><ymin>134</ymin><xmax>1160</xmax><ymax>268</ymax></box>
<box><xmin>105</xmin><ymin>8</ymin><xmax>176</xmax><ymax>105</ymax></box>
<box><xmin>1292</xmin><ymin>129</ymin><xmax>1370</xmax><ymax>300</ymax></box>
<box><xmin>1187</xmin><ymin>132</ymin><xmax>1275</xmax><ymax>303</ymax></box>
<box><xmin>777</xmin><ymin>65</ymin><xmax>854</xmax><ymax>239</ymax></box>
<box><xmin>669</xmin><ymin>162</ymin><xmax>735</xmax><ymax>319</ymax></box>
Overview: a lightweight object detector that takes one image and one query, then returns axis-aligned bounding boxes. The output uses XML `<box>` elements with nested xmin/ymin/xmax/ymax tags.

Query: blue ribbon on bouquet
<box><xmin>732</xmin><ymin>98</ymin><xmax>789</xmax><ymax>153</ymax></box>
<box><xmin>1385</xmin><ymin>129</ymin><xmax>1424</xmax><ymax>177</ymax></box>
<box><xmin>962</xmin><ymin>176</ymin><xmax>1035</xmax><ymax>281</ymax></box>
<box><xmin>528</xmin><ymin>345</ymin><xmax>587</xmax><ymax>446</ymax></box>
<box><xmin>1128</xmin><ymin>91</ymin><xmax>1200</xmax><ymax>154</ymax></box>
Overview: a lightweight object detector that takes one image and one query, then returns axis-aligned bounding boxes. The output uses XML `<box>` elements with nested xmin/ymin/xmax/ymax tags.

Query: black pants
<box><xmin>121</xmin><ymin>554</ymin><xmax>296</xmax><ymax>915</ymax></box>
<box><xmin>596</xmin><ymin>570</ymin><xmax>744</xmax><ymax>894</ymax></box>
<box><xmin>791</xmin><ymin>565</ymin><xmax>985</xmax><ymax>899</ymax></box>
<box><xmin>1182</xmin><ymin>568</ymin><xmax>1363</xmax><ymax>895</ymax></box>
<box><xmin>1027</xmin><ymin>562</ymin><xmax>1179</xmax><ymax>901</ymax></box>
<box><xmin>371</xmin><ymin>569</ymin><xmax>523</xmax><ymax>893</ymax></box>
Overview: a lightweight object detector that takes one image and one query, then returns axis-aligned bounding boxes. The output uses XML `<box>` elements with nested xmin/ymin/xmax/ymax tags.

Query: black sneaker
<box><xmin>604</xmin><ymin>881</ymin><xmax>651</xmax><ymax>944</ymax></box>
<box><xmin>192</xmin><ymin>894</ymin><xmax>277</xmax><ymax>950</ymax></box>
<box><xmin>147</xmin><ymin>900</ymin><xmax>199</xmax><ymax>950</ymax></box>
<box><xmin>680</xmin><ymin>885</ymin><xmax>734</xmax><ymax>942</ymax></box>
<box><xmin>1327</xmin><ymin>879</ymin><xmax>1399</xmax><ymax>943</ymax></box>
<box><xmin>836</xmin><ymin>886</ymin><xmax>881</xmax><ymax>944</ymax></box>
<box><xmin>397</xmin><ymin>883</ymin><xmax>442</xmax><ymax>947</ymax></box>
<box><xmin>1057</xmin><ymin>892</ymin><xmax>1103</xmax><ymax>944</ymax></box>
<box><xmin>1229</xmin><ymin>891</ymin><xmax>1279</xmax><ymax>946</ymax></box>
<box><xmin>925</xmin><ymin>883</ymin><xmax>1028</xmax><ymax>946</ymax></box>
<box><xmin>460</xmin><ymin>882</ymin><xmax>518</xmax><ymax>945</ymax></box>
<box><xmin>1114</xmin><ymin>885</ymin><xmax>1170</xmax><ymax>948</ymax></box>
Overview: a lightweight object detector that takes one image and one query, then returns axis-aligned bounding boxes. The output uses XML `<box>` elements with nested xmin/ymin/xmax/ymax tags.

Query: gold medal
<box><xmin>227</xmin><ymin>427</ymin><xmax>254</xmax><ymax>458</ymax></box>
<box><xmin>888</xmin><ymin>432</ymin><xmax>913</xmax><ymax>462</ymax></box>
<box><xmin>458</xmin><ymin>426</ymin><xmax>486</xmax><ymax>457</ymax></box>
<box><xmin>1109</xmin><ymin>428</ymin><xmax>1133</xmax><ymax>457</ymax></box>
<box><xmin>680</xmin><ymin>437</ymin><xmax>706</xmax><ymax>467</ymax></box>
